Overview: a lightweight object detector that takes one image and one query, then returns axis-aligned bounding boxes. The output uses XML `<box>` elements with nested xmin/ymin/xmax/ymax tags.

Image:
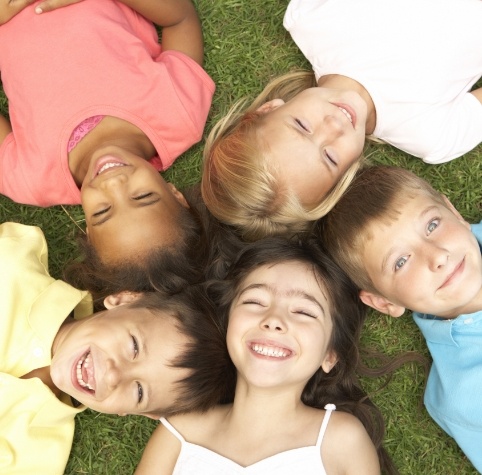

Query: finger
<box><xmin>34</xmin><ymin>0</ymin><xmax>83</xmax><ymax>14</ymax></box>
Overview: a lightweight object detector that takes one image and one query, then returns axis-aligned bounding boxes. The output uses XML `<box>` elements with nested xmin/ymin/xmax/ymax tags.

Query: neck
<box><xmin>317</xmin><ymin>74</ymin><xmax>377</xmax><ymax>134</ymax></box>
<box><xmin>68</xmin><ymin>116</ymin><xmax>155</xmax><ymax>186</ymax></box>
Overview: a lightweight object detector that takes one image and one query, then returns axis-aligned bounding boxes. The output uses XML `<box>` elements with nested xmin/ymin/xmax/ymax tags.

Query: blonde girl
<box><xmin>201</xmin><ymin>0</ymin><xmax>482</xmax><ymax>241</ymax></box>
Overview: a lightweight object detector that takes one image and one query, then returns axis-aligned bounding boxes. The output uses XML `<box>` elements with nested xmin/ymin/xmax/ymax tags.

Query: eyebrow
<box><xmin>238</xmin><ymin>283</ymin><xmax>326</xmax><ymax>317</ymax></box>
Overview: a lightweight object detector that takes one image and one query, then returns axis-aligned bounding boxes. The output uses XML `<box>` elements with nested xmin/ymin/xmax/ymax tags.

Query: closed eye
<box><xmin>133</xmin><ymin>192</ymin><xmax>153</xmax><ymax>200</ymax></box>
<box><xmin>93</xmin><ymin>206</ymin><xmax>111</xmax><ymax>217</ymax></box>
<box><xmin>295</xmin><ymin>118</ymin><xmax>308</xmax><ymax>132</ymax></box>
<box><xmin>132</xmin><ymin>336</ymin><xmax>139</xmax><ymax>358</ymax></box>
<box><xmin>136</xmin><ymin>382</ymin><xmax>144</xmax><ymax>404</ymax></box>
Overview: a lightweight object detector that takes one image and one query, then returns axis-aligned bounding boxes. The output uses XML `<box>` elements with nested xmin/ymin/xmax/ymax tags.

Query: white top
<box><xmin>160</xmin><ymin>404</ymin><xmax>336</xmax><ymax>474</ymax></box>
<box><xmin>284</xmin><ymin>0</ymin><xmax>482</xmax><ymax>163</ymax></box>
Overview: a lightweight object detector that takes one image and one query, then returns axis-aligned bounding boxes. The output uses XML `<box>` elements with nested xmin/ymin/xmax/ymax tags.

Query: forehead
<box><xmin>238</xmin><ymin>260</ymin><xmax>324</xmax><ymax>293</ymax></box>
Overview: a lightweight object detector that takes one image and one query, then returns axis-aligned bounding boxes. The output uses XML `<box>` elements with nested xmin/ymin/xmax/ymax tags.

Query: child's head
<box><xmin>319</xmin><ymin>165</ymin><xmax>482</xmax><ymax>318</ymax></box>
<box><xmin>211</xmin><ymin>237</ymin><xmax>367</xmax><ymax>400</ymax></box>
<box><xmin>201</xmin><ymin>71</ymin><xmax>365</xmax><ymax>241</ymax></box>
<box><xmin>68</xmin><ymin>178</ymin><xmax>205</xmax><ymax>297</ymax></box>
<box><xmin>51</xmin><ymin>288</ymin><xmax>229</xmax><ymax>418</ymax></box>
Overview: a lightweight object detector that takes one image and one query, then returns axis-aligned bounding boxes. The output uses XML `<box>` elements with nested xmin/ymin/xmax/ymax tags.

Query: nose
<box><xmin>427</xmin><ymin>244</ymin><xmax>449</xmax><ymax>271</ymax></box>
<box><xmin>104</xmin><ymin>359</ymin><xmax>122</xmax><ymax>390</ymax></box>
<box><xmin>98</xmin><ymin>172</ymin><xmax>128</xmax><ymax>190</ymax></box>
<box><xmin>322</xmin><ymin>113</ymin><xmax>344</xmax><ymax>138</ymax></box>
<box><xmin>259</xmin><ymin>310</ymin><xmax>287</xmax><ymax>333</ymax></box>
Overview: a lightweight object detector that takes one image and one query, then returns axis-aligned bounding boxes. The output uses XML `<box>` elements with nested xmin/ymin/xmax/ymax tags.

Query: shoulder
<box><xmin>321</xmin><ymin>411</ymin><xmax>380</xmax><ymax>475</ymax></box>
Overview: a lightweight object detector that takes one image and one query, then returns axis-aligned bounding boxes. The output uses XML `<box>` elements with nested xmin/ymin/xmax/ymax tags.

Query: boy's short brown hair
<box><xmin>317</xmin><ymin>165</ymin><xmax>446</xmax><ymax>293</ymax></box>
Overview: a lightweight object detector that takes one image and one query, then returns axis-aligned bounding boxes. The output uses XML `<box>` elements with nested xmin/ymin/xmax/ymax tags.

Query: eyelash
<box><xmin>295</xmin><ymin>310</ymin><xmax>317</xmax><ymax>319</ymax></box>
<box><xmin>93</xmin><ymin>206</ymin><xmax>111</xmax><ymax>217</ymax></box>
<box><xmin>133</xmin><ymin>192</ymin><xmax>153</xmax><ymax>200</ymax></box>
<box><xmin>295</xmin><ymin>118</ymin><xmax>308</xmax><ymax>131</ymax></box>
<box><xmin>131</xmin><ymin>336</ymin><xmax>143</xmax><ymax>404</ymax></box>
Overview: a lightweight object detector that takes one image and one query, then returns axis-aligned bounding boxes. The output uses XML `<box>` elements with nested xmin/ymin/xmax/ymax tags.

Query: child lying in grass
<box><xmin>319</xmin><ymin>165</ymin><xmax>482</xmax><ymax>472</ymax></box>
<box><xmin>0</xmin><ymin>222</ymin><xmax>227</xmax><ymax>475</ymax></box>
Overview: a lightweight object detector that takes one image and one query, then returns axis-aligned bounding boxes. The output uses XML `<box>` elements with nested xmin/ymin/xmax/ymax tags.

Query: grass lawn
<box><xmin>1</xmin><ymin>1</ymin><xmax>481</xmax><ymax>473</ymax></box>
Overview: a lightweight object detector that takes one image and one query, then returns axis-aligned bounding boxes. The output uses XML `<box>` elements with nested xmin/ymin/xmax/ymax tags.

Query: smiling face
<box><xmin>361</xmin><ymin>195</ymin><xmax>482</xmax><ymax>318</ymax></box>
<box><xmin>81</xmin><ymin>146</ymin><xmax>189</xmax><ymax>264</ymax></box>
<box><xmin>256</xmin><ymin>87</ymin><xmax>367</xmax><ymax>208</ymax></box>
<box><xmin>50</xmin><ymin>298</ymin><xmax>190</xmax><ymax>417</ymax></box>
<box><xmin>227</xmin><ymin>261</ymin><xmax>337</xmax><ymax>392</ymax></box>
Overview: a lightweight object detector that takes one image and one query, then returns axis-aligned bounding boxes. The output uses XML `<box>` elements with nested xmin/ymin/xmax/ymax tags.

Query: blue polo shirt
<box><xmin>413</xmin><ymin>221</ymin><xmax>482</xmax><ymax>472</ymax></box>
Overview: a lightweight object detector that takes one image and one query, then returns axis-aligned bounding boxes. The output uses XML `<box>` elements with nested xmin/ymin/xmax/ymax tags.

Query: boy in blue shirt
<box><xmin>318</xmin><ymin>165</ymin><xmax>482</xmax><ymax>472</ymax></box>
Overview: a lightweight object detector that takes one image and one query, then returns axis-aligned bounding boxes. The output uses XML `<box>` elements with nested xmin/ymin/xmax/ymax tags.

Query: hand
<box><xmin>32</xmin><ymin>0</ymin><xmax>83</xmax><ymax>14</ymax></box>
<box><xmin>0</xmin><ymin>0</ymin><xmax>83</xmax><ymax>25</ymax></box>
<box><xmin>0</xmin><ymin>0</ymin><xmax>35</xmax><ymax>25</ymax></box>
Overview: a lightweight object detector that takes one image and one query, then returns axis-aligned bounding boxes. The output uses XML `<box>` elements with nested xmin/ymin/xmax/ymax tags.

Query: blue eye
<box><xmin>427</xmin><ymin>219</ymin><xmax>440</xmax><ymax>234</ymax></box>
<box><xmin>395</xmin><ymin>256</ymin><xmax>408</xmax><ymax>271</ymax></box>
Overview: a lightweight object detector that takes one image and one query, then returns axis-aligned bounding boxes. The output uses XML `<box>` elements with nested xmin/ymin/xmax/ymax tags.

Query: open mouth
<box><xmin>76</xmin><ymin>350</ymin><xmax>95</xmax><ymax>394</ymax></box>
<box><xmin>249</xmin><ymin>343</ymin><xmax>292</xmax><ymax>358</ymax></box>
<box><xmin>338</xmin><ymin>107</ymin><xmax>353</xmax><ymax>123</ymax></box>
<box><xmin>97</xmin><ymin>162</ymin><xmax>126</xmax><ymax>176</ymax></box>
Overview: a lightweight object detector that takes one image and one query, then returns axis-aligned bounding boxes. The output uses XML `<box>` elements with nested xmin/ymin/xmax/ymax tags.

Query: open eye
<box><xmin>395</xmin><ymin>256</ymin><xmax>408</xmax><ymax>271</ymax></box>
<box><xmin>427</xmin><ymin>218</ymin><xmax>440</xmax><ymax>235</ymax></box>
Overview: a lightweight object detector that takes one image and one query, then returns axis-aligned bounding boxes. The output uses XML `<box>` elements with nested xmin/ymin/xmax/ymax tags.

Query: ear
<box><xmin>103</xmin><ymin>291</ymin><xmax>143</xmax><ymax>309</ymax></box>
<box><xmin>167</xmin><ymin>183</ymin><xmax>189</xmax><ymax>209</ymax></box>
<box><xmin>321</xmin><ymin>350</ymin><xmax>338</xmax><ymax>374</ymax></box>
<box><xmin>441</xmin><ymin>194</ymin><xmax>471</xmax><ymax>229</ymax></box>
<box><xmin>255</xmin><ymin>98</ymin><xmax>285</xmax><ymax>115</ymax></box>
<box><xmin>359</xmin><ymin>290</ymin><xmax>406</xmax><ymax>317</ymax></box>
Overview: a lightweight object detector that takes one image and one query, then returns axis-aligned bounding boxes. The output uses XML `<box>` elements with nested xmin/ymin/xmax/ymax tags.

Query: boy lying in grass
<box><xmin>0</xmin><ymin>222</ymin><xmax>227</xmax><ymax>475</ymax></box>
<box><xmin>318</xmin><ymin>165</ymin><xmax>482</xmax><ymax>472</ymax></box>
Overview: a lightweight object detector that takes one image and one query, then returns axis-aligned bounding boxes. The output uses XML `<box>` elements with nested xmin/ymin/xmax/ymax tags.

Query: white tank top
<box><xmin>160</xmin><ymin>404</ymin><xmax>336</xmax><ymax>474</ymax></box>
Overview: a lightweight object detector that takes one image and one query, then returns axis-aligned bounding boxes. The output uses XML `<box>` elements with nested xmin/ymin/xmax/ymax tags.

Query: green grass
<box><xmin>1</xmin><ymin>0</ymin><xmax>481</xmax><ymax>473</ymax></box>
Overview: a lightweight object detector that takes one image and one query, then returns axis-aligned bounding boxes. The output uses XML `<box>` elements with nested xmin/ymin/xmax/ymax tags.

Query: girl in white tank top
<box><xmin>135</xmin><ymin>238</ymin><xmax>400</xmax><ymax>475</ymax></box>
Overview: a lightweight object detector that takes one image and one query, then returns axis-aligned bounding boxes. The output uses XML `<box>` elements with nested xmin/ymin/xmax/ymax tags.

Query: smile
<box><xmin>250</xmin><ymin>343</ymin><xmax>292</xmax><ymax>358</ymax></box>
<box><xmin>76</xmin><ymin>350</ymin><xmax>96</xmax><ymax>393</ymax></box>
<box><xmin>97</xmin><ymin>162</ymin><xmax>126</xmax><ymax>175</ymax></box>
<box><xmin>338</xmin><ymin>107</ymin><xmax>353</xmax><ymax>123</ymax></box>
<box><xmin>439</xmin><ymin>258</ymin><xmax>465</xmax><ymax>290</ymax></box>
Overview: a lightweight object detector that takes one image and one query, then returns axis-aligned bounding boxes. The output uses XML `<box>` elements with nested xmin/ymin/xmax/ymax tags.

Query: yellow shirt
<box><xmin>0</xmin><ymin>222</ymin><xmax>93</xmax><ymax>475</ymax></box>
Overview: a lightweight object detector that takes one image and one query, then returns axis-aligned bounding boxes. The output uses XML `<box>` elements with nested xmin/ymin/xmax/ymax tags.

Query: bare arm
<box><xmin>135</xmin><ymin>422</ymin><xmax>182</xmax><ymax>475</ymax></box>
<box><xmin>0</xmin><ymin>0</ymin><xmax>36</xmax><ymax>25</ymax></box>
<box><xmin>470</xmin><ymin>88</ymin><xmax>482</xmax><ymax>105</ymax></box>
<box><xmin>322</xmin><ymin>412</ymin><xmax>381</xmax><ymax>475</ymax></box>
<box><xmin>118</xmin><ymin>0</ymin><xmax>204</xmax><ymax>65</ymax></box>
<box><xmin>0</xmin><ymin>113</ymin><xmax>11</xmax><ymax>147</ymax></box>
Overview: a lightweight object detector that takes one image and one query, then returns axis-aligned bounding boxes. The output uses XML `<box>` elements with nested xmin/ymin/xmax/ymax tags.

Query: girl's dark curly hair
<box><xmin>207</xmin><ymin>236</ymin><xmax>402</xmax><ymax>475</ymax></box>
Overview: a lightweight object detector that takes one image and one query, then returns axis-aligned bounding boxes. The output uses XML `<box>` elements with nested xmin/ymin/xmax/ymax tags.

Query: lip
<box><xmin>91</xmin><ymin>155</ymin><xmax>128</xmax><ymax>181</ymax></box>
<box><xmin>331</xmin><ymin>102</ymin><xmax>357</xmax><ymax>128</ymax></box>
<box><xmin>71</xmin><ymin>349</ymin><xmax>96</xmax><ymax>396</ymax></box>
<box><xmin>439</xmin><ymin>258</ymin><xmax>465</xmax><ymax>290</ymax></box>
<box><xmin>247</xmin><ymin>338</ymin><xmax>294</xmax><ymax>360</ymax></box>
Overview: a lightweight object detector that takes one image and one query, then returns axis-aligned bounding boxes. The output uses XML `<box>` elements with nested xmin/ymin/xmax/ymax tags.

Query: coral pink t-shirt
<box><xmin>0</xmin><ymin>0</ymin><xmax>215</xmax><ymax>206</ymax></box>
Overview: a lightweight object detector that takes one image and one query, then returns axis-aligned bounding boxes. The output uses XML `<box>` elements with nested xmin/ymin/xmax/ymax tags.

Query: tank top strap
<box><xmin>160</xmin><ymin>417</ymin><xmax>186</xmax><ymax>443</ymax></box>
<box><xmin>316</xmin><ymin>404</ymin><xmax>336</xmax><ymax>448</ymax></box>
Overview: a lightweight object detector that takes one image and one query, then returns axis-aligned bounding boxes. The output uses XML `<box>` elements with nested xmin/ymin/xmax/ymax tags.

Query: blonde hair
<box><xmin>318</xmin><ymin>165</ymin><xmax>447</xmax><ymax>293</ymax></box>
<box><xmin>202</xmin><ymin>71</ymin><xmax>364</xmax><ymax>242</ymax></box>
